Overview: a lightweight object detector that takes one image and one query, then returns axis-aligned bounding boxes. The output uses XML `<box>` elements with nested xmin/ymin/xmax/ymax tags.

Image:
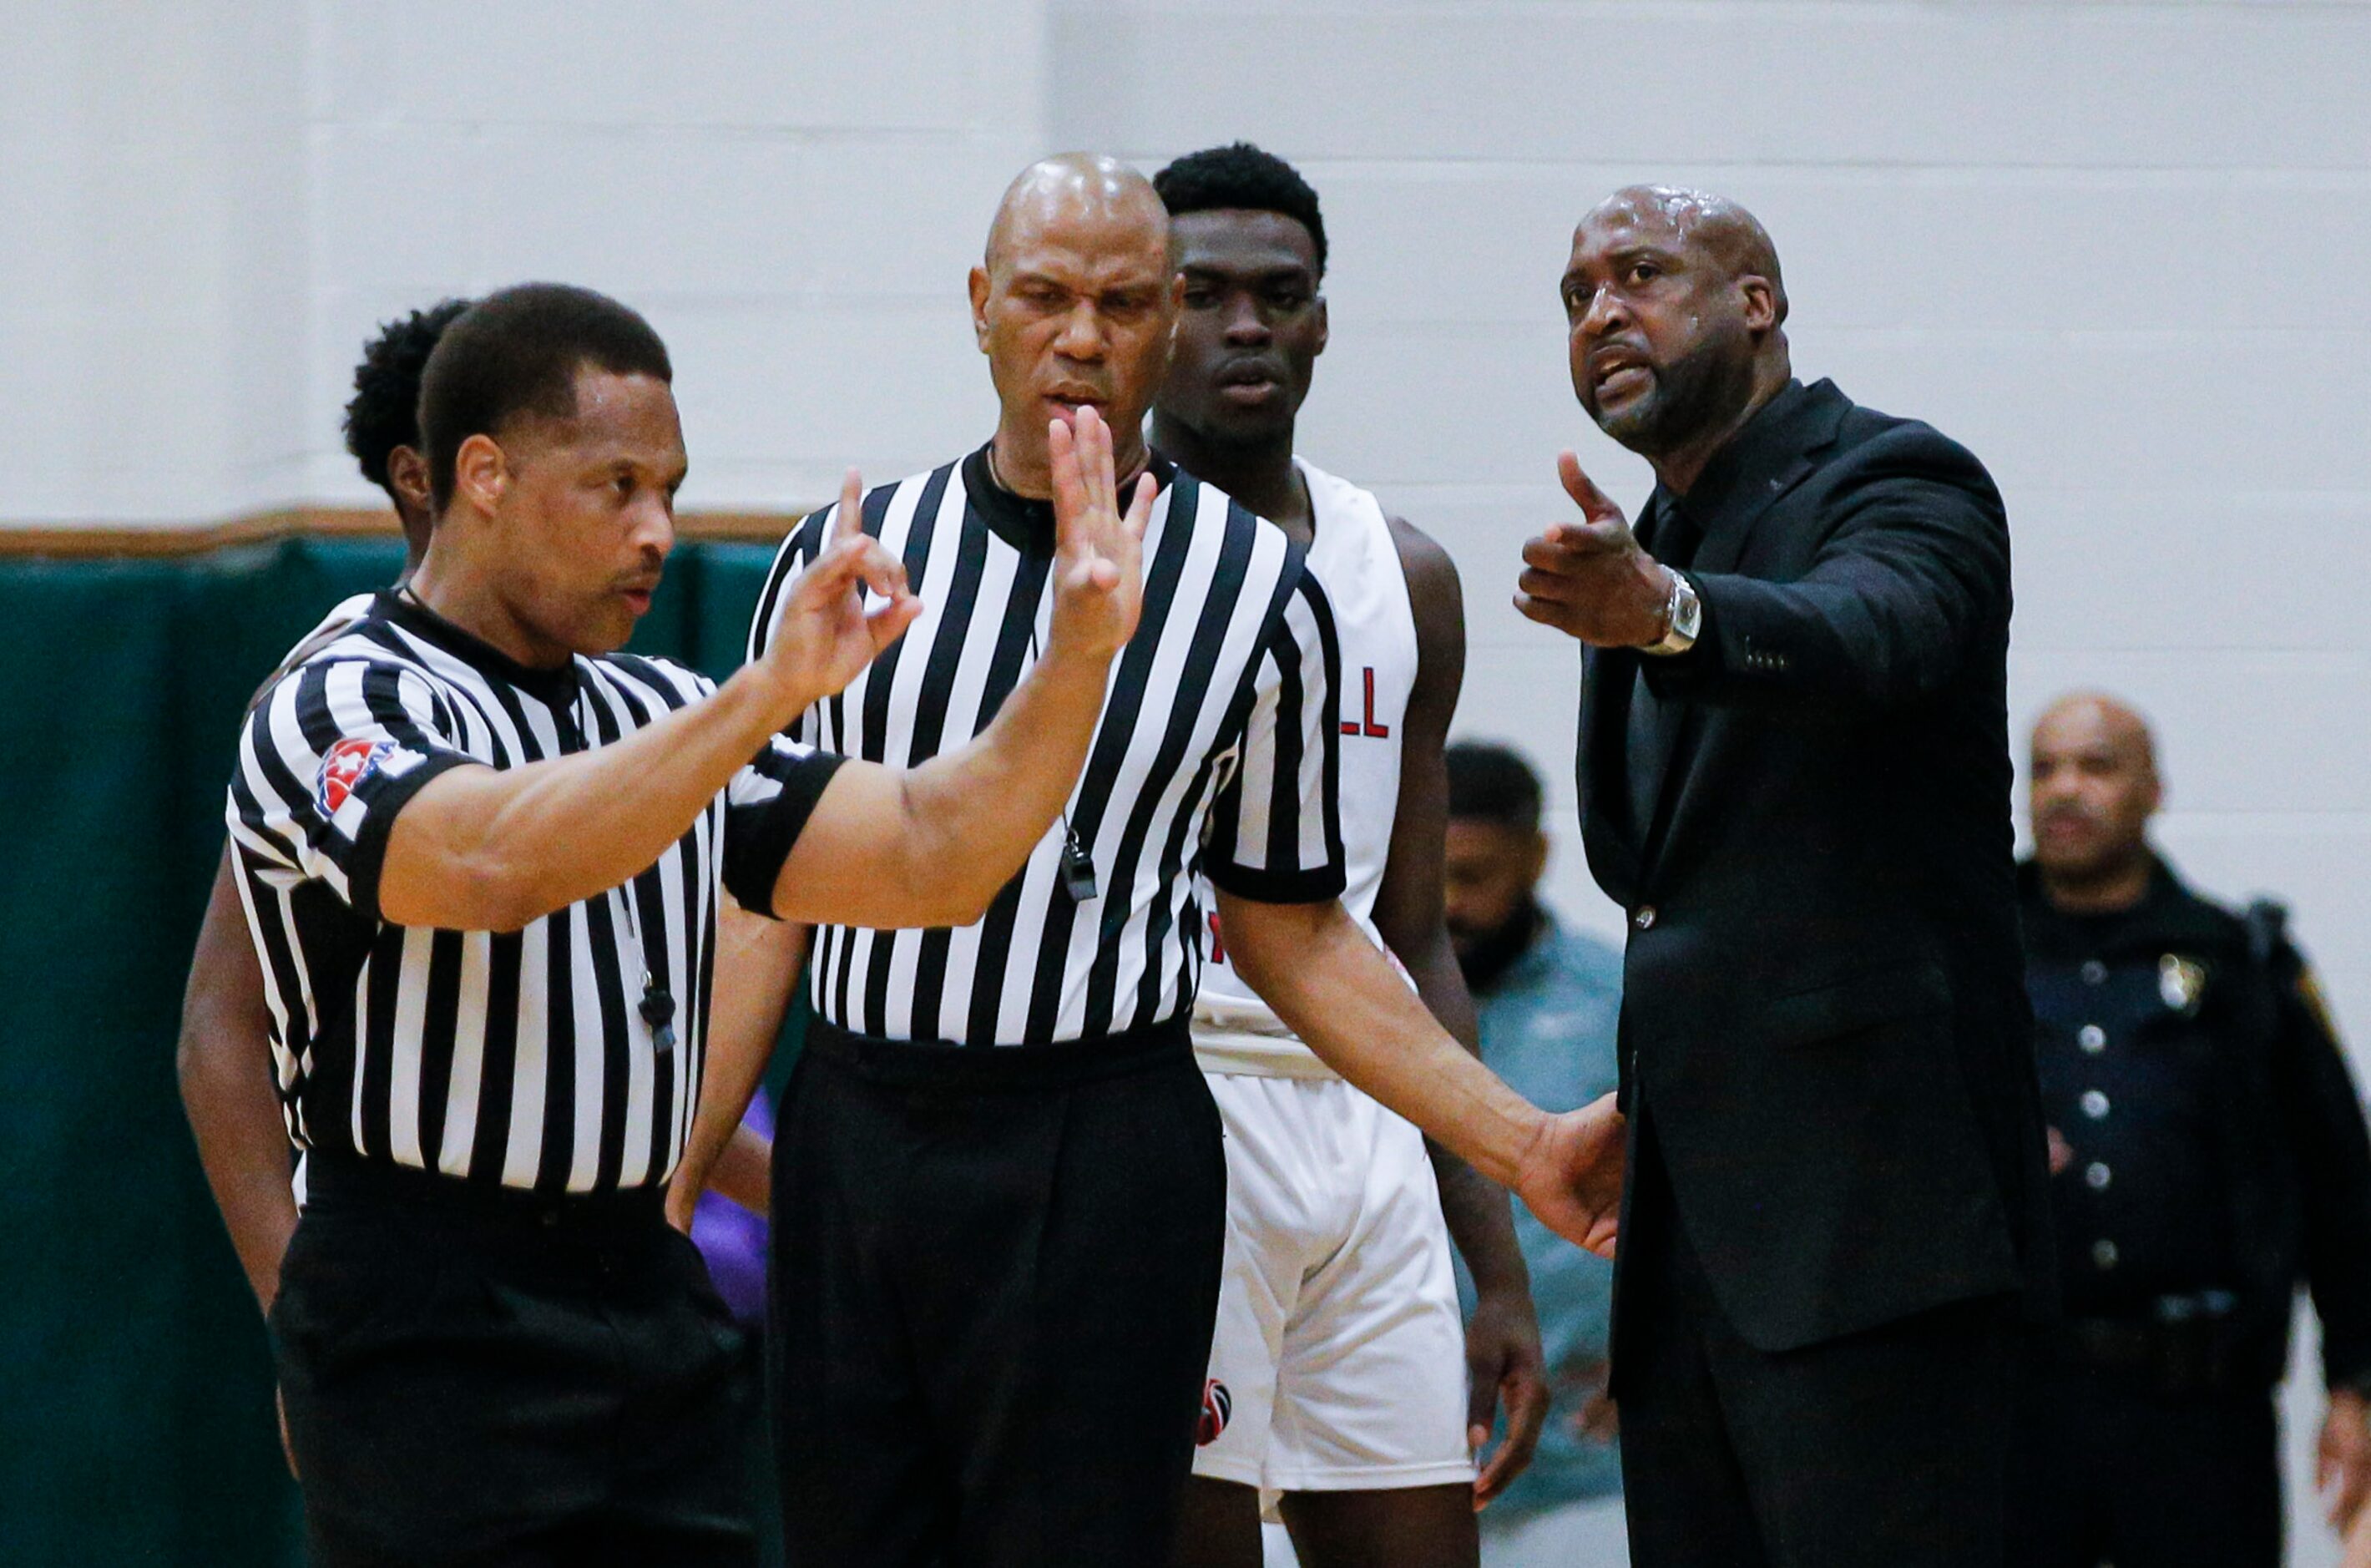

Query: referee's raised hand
<box><xmin>760</xmin><ymin>470</ymin><xmax>925</xmax><ymax>715</ymax></box>
<box><xmin>1045</xmin><ymin>406</ymin><xmax>1153</xmax><ymax>661</ymax></box>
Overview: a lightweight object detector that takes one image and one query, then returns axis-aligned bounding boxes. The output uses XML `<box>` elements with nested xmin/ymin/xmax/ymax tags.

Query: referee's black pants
<box><xmin>1615</xmin><ymin>1128</ymin><xmax>2019</xmax><ymax>1568</ymax></box>
<box><xmin>769</xmin><ymin>1019</ymin><xmax>1228</xmax><ymax>1567</ymax></box>
<box><xmin>273</xmin><ymin>1154</ymin><xmax>756</xmax><ymax>1567</ymax></box>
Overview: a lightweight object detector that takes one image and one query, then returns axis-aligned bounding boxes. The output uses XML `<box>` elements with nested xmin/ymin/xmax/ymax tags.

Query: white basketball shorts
<box><xmin>1191</xmin><ymin>1072</ymin><xmax>1475</xmax><ymax>1492</ymax></box>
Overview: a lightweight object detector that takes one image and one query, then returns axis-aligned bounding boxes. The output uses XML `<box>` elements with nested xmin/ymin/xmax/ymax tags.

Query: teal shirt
<box><xmin>1459</xmin><ymin>908</ymin><xmax>1625</xmax><ymax>1519</ymax></box>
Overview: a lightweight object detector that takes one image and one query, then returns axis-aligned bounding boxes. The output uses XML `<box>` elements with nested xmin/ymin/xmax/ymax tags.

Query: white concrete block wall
<box><xmin>1054</xmin><ymin>4</ymin><xmax>2369</xmax><ymax>1558</ymax></box>
<box><xmin>0</xmin><ymin>1</ymin><xmax>1049</xmax><ymax>523</ymax></box>
<box><xmin>0</xmin><ymin>0</ymin><xmax>310</xmax><ymax>522</ymax></box>
<box><xmin>2</xmin><ymin>0</ymin><xmax>2367</xmax><ymax>1554</ymax></box>
<box><xmin>0</xmin><ymin>0</ymin><xmax>2357</xmax><ymax>1089</ymax></box>
<box><xmin>301</xmin><ymin>0</ymin><xmax>1050</xmax><ymax>509</ymax></box>
<box><xmin>1049</xmin><ymin>0</ymin><xmax>2371</xmax><ymax>986</ymax></box>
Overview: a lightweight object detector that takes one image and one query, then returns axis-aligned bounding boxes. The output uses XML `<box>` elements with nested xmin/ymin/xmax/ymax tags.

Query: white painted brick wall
<box><xmin>1052</xmin><ymin>5</ymin><xmax>2371</xmax><ymax>1557</ymax></box>
<box><xmin>0</xmin><ymin>1</ymin><xmax>1046</xmax><ymax>523</ymax></box>
<box><xmin>299</xmin><ymin>0</ymin><xmax>1046</xmax><ymax>508</ymax></box>
<box><xmin>1050</xmin><ymin>0</ymin><xmax>2371</xmax><ymax>1004</ymax></box>
<box><xmin>4</xmin><ymin>11</ymin><xmax>2368</xmax><ymax>1541</ymax></box>
<box><xmin>0</xmin><ymin>0</ymin><xmax>2358</xmax><ymax>1091</ymax></box>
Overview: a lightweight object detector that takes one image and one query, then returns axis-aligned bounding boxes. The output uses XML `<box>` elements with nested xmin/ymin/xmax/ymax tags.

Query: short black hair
<box><xmin>1446</xmin><ymin>741</ymin><xmax>1544</xmax><ymax>832</ymax></box>
<box><xmin>418</xmin><ymin>282</ymin><xmax>674</xmax><ymax>511</ymax></box>
<box><xmin>1153</xmin><ymin>142</ymin><xmax>1327</xmax><ymax>279</ymax></box>
<box><xmin>343</xmin><ymin>298</ymin><xmax>471</xmax><ymax>497</ymax></box>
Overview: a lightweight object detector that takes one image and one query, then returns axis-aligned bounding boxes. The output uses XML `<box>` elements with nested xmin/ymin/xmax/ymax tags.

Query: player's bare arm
<box><xmin>667</xmin><ymin>904</ymin><xmax>807</xmax><ymax>1231</ymax></box>
<box><xmin>705</xmin><ymin>1124</ymin><xmax>775</xmax><ymax>1216</ymax></box>
<box><xmin>1216</xmin><ymin>890</ymin><xmax>1625</xmax><ymax>1257</ymax></box>
<box><xmin>1373</xmin><ymin>514</ymin><xmax>1550</xmax><ymax>1505</ymax></box>
<box><xmin>177</xmin><ymin>847</ymin><xmax>298</xmax><ymax>1314</ymax></box>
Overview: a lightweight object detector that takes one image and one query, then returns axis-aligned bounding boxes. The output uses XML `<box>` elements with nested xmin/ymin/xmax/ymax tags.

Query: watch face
<box><xmin>1672</xmin><ymin>579</ymin><xmax>1702</xmax><ymax>639</ymax></box>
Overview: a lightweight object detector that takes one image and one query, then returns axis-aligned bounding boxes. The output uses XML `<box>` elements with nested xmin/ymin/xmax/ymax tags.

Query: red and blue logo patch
<box><xmin>316</xmin><ymin>736</ymin><xmax>395</xmax><ymax>814</ymax></box>
<box><xmin>1196</xmin><ymin>1379</ymin><xmax>1232</xmax><ymax>1447</ymax></box>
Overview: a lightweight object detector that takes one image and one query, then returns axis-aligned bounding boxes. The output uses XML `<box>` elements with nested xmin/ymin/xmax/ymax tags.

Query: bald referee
<box><xmin>684</xmin><ymin>154</ymin><xmax>1625</xmax><ymax>1568</ymax></box>
<box><xmin>218</xmin><ymin>281</ymin><xmax>1150</xmax><ymax>1565</ymax></box>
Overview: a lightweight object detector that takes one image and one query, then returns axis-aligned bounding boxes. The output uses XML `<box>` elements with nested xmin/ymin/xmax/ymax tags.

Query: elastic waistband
<box><xmin>302</xmin><ymin>1149</ymin><xmax>667</xmax><ymax>1236</ymax></box>
<box><xmin>1191</xmin><ymin>1029</ymin><xmax>1342</xmax><ymax>1082</ymax></box>
<box><xmin>805</xmin><ymin>1014</ymin><xmax>1192</xmax><ymax>1091</ymax></box>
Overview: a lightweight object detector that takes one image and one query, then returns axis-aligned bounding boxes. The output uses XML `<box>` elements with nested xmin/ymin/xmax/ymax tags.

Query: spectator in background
<box><xmin>2010</xmin><ymin>691</ymin><xmax>2371</xmax><ymax>1568</ymax></box>
<box><xmin>1443</xmin><ymin>742</ymin><xmax>1626</xmax><ymax>1568</ymax></box>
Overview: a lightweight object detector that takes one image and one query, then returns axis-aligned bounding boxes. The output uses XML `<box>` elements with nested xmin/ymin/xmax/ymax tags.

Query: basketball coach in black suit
<box><xmin>1513</xmin><ymin>186</ymin><xmax>2055</xmax><ymax>1567</ymax></box>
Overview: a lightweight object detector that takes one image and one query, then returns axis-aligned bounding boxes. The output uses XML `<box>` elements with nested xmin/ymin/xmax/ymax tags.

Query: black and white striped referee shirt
<box><xmin>226</xmin><ymin>590</ymin><xmax>843</xmax><ymax>1191</ymax></box>
<box><xmin>748</xmin><ymin>446</ymin><xmax>1344</xmax><ymax>1046</ymax></box>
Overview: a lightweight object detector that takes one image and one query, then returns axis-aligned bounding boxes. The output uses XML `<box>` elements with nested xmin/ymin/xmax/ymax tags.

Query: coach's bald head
<box><xmin>1586</xmin><ymin>187</ymin><xmax>1787</xmax><ymax>317</ymax></box>
<box><xmin>1563</xmin><ymin>184</ymin><xmax>1792</xmax><ymax>492</ymax></box>
<box><xmin>972</xmin><ymin>154</ymin><xmax>1178</xmax><ymax>498</ymax></box>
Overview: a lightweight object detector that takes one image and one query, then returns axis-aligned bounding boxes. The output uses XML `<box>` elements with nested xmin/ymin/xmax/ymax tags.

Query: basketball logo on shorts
<box><xmin>1196</xmin><ymin>1379</ymin><xmax>1232</xmax><ymax>1446</ymax></box>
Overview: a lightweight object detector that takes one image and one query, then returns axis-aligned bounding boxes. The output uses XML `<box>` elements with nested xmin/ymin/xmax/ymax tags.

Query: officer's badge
<box><xmin>2159</xmin><ymin>953</ymin><xmax>2207</xmax><ymax>1016</ymax></box>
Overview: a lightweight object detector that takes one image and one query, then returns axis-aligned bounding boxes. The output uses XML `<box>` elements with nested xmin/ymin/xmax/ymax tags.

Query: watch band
<box><xmin>1641</xmin><ymin>568</ymin><xmax>1701</xmax><ymax>657</ymax></box>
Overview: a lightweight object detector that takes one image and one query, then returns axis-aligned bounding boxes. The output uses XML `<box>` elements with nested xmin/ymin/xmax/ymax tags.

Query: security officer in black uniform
<box><xmin>2010</xmin><ymin>690</ymin><xmax>2371</xmax><ymax>1566</ymax></box>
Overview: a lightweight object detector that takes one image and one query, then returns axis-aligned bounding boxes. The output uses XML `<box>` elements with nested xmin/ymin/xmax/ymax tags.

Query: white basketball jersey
<box><xmin>1193</xmin><ymin>459</ymin><xmax>1419</xmax><ymax>1078</ymax></box>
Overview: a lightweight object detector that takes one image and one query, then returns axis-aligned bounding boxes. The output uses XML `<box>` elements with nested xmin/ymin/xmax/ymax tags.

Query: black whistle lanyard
<box><xmin>1025</xmin><ymin>619</ymin><xmax>1099</xmax><ymax>903</ymax></box>
<box><xmin>560</xmin><ymin>681</ymin><xmax>678</xmax><ymax>1057</ymax></box>
<box><xmin>617</xmin><ymin>882</ymin><xmax>677</xmax><ymax>1058</ymax></box>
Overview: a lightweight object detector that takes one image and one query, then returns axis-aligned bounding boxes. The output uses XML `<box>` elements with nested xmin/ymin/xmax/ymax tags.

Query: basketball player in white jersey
<box><xmin>1151</xmin><ymin>144</ymin><xmax>1549</xmax><ymax>1568</ymax></box>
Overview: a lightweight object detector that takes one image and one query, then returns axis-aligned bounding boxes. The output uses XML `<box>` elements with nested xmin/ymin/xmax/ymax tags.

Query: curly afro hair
<box><xmin>342</xmin><ymin>298</ymin><xmax>472</xmax><ymax>495</ymax></box>
<box><xmin>1152</xmin><ymin>142</ymin><xmax>1327</xmax><ymax>279</ymax></box>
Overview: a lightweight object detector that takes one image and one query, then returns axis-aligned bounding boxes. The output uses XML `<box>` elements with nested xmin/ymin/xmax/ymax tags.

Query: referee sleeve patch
<box><xmin>316</xmin><ymin>736</ymin><xmax>420</xmax><ymax>817</ymax></box>
<box><xmin>230</xmin><ymin>656</ymin><xmax>477</xmax><ymax>921</ymax></box>
<box><xmin>724</xmin><ymin>744</ymin><xmax>851</xmax><ymax>918</ymax></box>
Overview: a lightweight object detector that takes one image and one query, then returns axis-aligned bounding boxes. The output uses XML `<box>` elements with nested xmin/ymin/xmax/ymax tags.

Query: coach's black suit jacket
<box><xmin>1584</xmin><ymin>377</ymin><xmax>2052</xmax><ymax>1357</ymax></box>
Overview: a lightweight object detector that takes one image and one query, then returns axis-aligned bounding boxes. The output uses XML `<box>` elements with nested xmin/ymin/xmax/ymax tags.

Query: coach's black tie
<box><xmin>1624</xmin><ymin>493</ymin><xmax>1703</xmax><ymax>845</ymax></box>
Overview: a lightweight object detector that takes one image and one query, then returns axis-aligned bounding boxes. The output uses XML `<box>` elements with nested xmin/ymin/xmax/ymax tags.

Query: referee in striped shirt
<box><xmin>682</xmin><ymin>154</ymin><xmax>1627</xmax><ymax>1568</ymax></box>
<box><xmin>218</xmin><ymin>281</ymin><xmax>1150</xmax><ymax>1565</ymax></box>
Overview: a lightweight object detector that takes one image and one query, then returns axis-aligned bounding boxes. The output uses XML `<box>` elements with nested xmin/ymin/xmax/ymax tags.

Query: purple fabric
<box><xmin>690</xmin><ymin>1088</ymin><xmax>774</xmax><ymax>1326</ymax></box>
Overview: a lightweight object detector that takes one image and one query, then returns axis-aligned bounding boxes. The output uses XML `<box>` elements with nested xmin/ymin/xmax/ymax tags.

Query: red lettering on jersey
<box><xmin>1339</xmin><ymin>666</ymin><xmax>1391</xmax><ymax>739</ymax></box>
